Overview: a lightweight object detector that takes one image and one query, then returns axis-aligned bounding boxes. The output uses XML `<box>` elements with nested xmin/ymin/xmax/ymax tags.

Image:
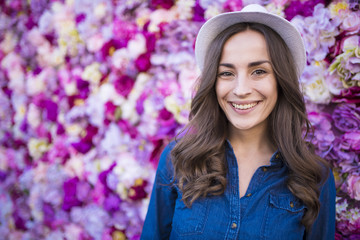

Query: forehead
<box><xmin>220</xmin><ymin>29</ymin><xmax>270</xmax><ymax>63</ymax></box>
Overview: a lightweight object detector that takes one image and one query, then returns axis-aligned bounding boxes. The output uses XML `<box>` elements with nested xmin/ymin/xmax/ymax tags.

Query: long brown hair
<box><xmin>171</xmin><ymin>22</ymin><xmax>329</xmax><ymax>230</ymax></box>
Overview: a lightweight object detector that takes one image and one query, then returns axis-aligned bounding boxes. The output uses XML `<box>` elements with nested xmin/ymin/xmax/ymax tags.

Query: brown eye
<box><xmin>252</xmin><ymin>69</ymin><xmax>266</xmax><ymax>75</ymax></box>
<box><xmin>218</xmin><ymin>71</ymin><xmax>234</xmax><ymax>78</ymax></box>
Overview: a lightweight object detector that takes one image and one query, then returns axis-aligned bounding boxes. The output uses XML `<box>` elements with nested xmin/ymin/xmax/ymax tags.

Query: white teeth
<box><xmin>232</xmin><ymin>102</ymin><xmax>258</xmax><ymax>110</ymax></box>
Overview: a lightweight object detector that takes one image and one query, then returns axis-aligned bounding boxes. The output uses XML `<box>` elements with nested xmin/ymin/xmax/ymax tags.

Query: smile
<box><xmin>231</xmin><ymin>102</ymin><xmax>258</xmax><ymax>110</ymax></box>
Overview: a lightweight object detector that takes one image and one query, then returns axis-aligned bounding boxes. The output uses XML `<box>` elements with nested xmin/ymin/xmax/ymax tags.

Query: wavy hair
<box><xmin>171</xmin><ymin>22</ymin><xmax>329</xmax><ymax>230</ymax></box>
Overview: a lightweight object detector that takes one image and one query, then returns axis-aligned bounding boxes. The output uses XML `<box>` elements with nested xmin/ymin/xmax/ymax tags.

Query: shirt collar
<box><xmin>225</xmin><ymin>139</ymin><xmax>284</xmax><ymax>168</ymax></box>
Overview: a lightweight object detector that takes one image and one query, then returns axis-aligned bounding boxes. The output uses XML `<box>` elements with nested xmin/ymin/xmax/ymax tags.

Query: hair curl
<box><xmin>171</xmin><ymin>22</ymin><xmax>329</xmax><ymax>231</ymax></box>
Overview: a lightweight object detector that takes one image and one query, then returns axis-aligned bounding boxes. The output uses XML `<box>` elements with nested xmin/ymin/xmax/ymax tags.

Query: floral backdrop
<box><xmin>0</xmin><ymin>0</ymin><xmax>359</xmax><ymax>239</ymax></box>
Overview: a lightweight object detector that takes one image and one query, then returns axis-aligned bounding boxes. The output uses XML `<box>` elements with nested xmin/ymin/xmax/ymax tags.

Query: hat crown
<box><xmin>241</xmin><ymin>4</ymin><xmax>267</xmax><ymax>13</ymax></box>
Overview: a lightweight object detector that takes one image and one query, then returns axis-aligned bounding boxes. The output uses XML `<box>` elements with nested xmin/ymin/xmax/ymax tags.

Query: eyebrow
<box><xmin>219</xmin><ymin>60</ymin><xmax>271</xmax><ymax>68</ymax></box>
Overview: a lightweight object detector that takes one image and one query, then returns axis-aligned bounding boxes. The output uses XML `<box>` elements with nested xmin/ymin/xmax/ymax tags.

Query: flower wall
<box><xmin>0</xmin><ymin>0</ymin><xmax>359</xmax><ymax>239</ymax></box>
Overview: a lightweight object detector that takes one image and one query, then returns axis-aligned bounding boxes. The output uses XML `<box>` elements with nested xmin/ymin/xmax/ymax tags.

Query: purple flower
<box><xmin>103</xmin><ymin>193</ymin><xmax>121</xmax><ymax>212</ymax></box>
<box><xmin>32</xmin><ymin>94</ymin><xmax>58</xmax><ymax>122</ymax></box>
<box><xmin>42</xmin><ymin>202</ymin><xmax>55</xmax><ymax>229</ymax></box>
<box><xmin>114</xmin><ymin>75</ymin><xmax>135</xmax><ymax>98</ymax></box>
<box><xmin>307</xmin><ymin>111</ymin><xmax>335</xmax><ymax>158</ymax></box>
<box><xmin>62</xmin><ymin>177</ymin><xmax>82</xmax><ymax>211</ymax></box>
<box><xmin>0</xmin><ymin>170</ymin><xmax>7</xmax><ymax>181</ymax></box>
<box><xmin>332</xmin><ymin>104</ymin><xmax>360</xmax><ymax>132</ymax></box>
<box><xmin>71</xmin><ymin>141</ymin><xmax>92</xmax><ymax>154</ymax></box>
<box><xmin>76</xmin><ymin>181</ymin><xmax>92</xmax><ymax>203</ymax></box>
<box><xmin>76</xmin><ymin>78</ymin><xmax>90</xmax><ymax>99</ymax></box>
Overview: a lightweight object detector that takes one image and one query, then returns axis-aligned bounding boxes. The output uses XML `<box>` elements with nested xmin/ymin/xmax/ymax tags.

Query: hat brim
<box><xmin>195</xmin><ymin>9</ymin><xmax>306</xmax><ymax>77</ymax></box>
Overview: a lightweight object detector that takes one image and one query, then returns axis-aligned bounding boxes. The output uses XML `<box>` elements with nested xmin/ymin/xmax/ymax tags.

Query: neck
<box><xmin>228</xmin><ymin>126</ymin><xmax>276</xmax><ymax>164</ymax></box>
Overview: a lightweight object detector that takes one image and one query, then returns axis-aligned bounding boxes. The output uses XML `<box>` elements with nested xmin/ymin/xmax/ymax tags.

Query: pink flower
<box><xmin>342</xmin><ymin>12</ymin><xmax>360</xmax><ymax>33</ymax></box>
<box><xmin>112</xmin><ymin>19</ymin><xmax>137</xmax><ymax>45</ymax></box>
<box><xmin>343</xmin><ymin>132</ymin><xmax>360</xmax><ymax>152</ymax></box>
<box><xmin>223</xmin><ymin>0</ymin><xmax>243</xmax><ymax>12</ymax></box>
<box><xmin>347</xmin><ymin>174</ymin><xmax>360</xmax><ymax>200</ymax></box>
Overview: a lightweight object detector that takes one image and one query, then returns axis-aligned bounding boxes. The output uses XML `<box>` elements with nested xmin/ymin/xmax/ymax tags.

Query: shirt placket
<box><xmin>225</xmin><ymin>146</ymin><xmax>241</xmax><ymax>240</ymax></box>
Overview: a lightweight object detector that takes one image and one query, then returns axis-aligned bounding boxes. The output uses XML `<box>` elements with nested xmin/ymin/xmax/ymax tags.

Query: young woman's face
<box><xmin>215</xmin><ymin>29</ymin><xmax>278</xmax><ymax>135</ymax></box>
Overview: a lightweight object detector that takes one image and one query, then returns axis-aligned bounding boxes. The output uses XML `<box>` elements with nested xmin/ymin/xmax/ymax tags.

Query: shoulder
<box><xmin>319</xmin><ymin>168</ymin><xmax>336</xmax><ymax>201</ymax></box>
<box><xmin>156</xmin><ymin>140</ymin><xmax>177</xmax><ymax>181</ymax></box>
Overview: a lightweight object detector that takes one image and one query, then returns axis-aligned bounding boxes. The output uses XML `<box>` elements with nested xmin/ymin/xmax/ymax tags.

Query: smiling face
<box><xmin>215</xmin><ymin>29</ymin><xmax>278</xmax><ymax>136</ymax></box>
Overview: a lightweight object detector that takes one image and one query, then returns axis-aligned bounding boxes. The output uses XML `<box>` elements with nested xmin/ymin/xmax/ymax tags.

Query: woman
<box><xmin>141</xmin><ymin>4</ymin><xmax>335</xmax><ymax>240</ymax></box>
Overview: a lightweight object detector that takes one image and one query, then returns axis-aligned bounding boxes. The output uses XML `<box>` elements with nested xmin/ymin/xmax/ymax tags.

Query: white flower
<box><xmin>121</xmin><ymin>99</ymin><xmax>140</xmax><ymax>124</ymax></box>
<box><xmin>148</xmin><ymin>8</ymin><xmax>178</xmax><ymax>32</ymax></box>
<box><xmin>175</xmin><ymin>0</ymin><xmax>196</xmax><ymax>20</ymax></box>
<box><xmin>28</xmin><ymin>138</ymin><xmax>50</xmax><ymax>160</ymax></box>
<box><xmin>86</xmin><ymin>33</ymin><xmax>105</xmax><ymax>53</ymax></box>
<box><xmin>0</xmin><ymin>31</ymin><xmax>18</xmax><ymax>53</ymax></box>
<box><xmin>82</xmin><ymin>62</ymin><xmax>102</xmax><ymax>84</ymax></box>
<box><xmin>127</xmin><ymin>33</ymin><xmax>147</xmax><ymax>59</ymax></box>
<box><xmin>27</xmin><ymin>104</ymin><xmax>41</xmax><ymax>129</ymax></box>
<box><xmin>100</xmin><ymin>123</ymin><xmax>123</xmax><ymax>156</ymax></box>
<box><xmin>301</xmin><ymin>63</ymin><xmax>332</xmax><ymax>104</ymax></box>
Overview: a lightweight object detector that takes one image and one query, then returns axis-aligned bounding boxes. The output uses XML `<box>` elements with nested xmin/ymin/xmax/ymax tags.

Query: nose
<box><xmin>232</xmin><ymin>75</ymin><xmax>252</xmax><ymax>96</ymax></box>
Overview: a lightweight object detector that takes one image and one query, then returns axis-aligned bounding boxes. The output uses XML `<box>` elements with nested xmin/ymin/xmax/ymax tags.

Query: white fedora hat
<box><xmin>195</xmin><ymin>4</ymin><xmax>306</xmax><ymax>77</ymax></box>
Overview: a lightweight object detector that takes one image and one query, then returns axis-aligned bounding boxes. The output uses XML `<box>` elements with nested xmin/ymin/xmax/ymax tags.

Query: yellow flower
<box><xmin>329</xmin><ymin>1</ymin><xmax>348</xmax><ymax>16</ymax></box>
<box><xmin>112</xmin><ymin>230</ymin><xmax>126</xmax><ymax>240</ymax></box>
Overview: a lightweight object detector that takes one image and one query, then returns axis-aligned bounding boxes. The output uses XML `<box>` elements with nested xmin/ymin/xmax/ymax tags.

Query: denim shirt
<box><xmin>141</xmin><ymin>141</ymin><xmax>336</xmax><ymax>240</ymax></box>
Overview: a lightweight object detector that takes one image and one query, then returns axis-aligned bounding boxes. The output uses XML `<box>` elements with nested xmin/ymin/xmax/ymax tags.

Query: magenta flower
<box><xmin>193</xmin><ymin>0</ymin><xmax>205</xmax><ymax>22</ymax></box>
<box><xmin>114</xmin><ymin>75</ymin><xmax>135</xmax><ymax>98</ymax></box>
<box><xmin>332</xmin><ymin>86</ymin><xmax>360</xmax><ymax>104</ymax></box>
<box><xmin>150</xmin><ymin>0</ymin><xmax>174</xmax><ymax>10</ymax></box>
<box><xmin>104</xmin><ymin>101</ymin><xmax>117</xmax><ymax>122</ymax></box>
<box><xmin>144</xmin><ymin>32</ymin><xmax>156</xmax><ymax>52</ymax></box>
<box><xmin>118</xmin><ymin>120</ymin><xmax>138</xmax><ymax>139</ymax></box>
<box><xmin>135</xmin><ymin>53</ymin><xmax>151</xmax><ymax>72</ymax></box>
<box><xmin>284</xmin><ymin>0</ymin><xmax>325</xmax><ymax>20</ymax></box>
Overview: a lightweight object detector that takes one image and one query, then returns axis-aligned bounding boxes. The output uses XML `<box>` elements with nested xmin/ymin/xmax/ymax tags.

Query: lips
<box><xmin>231</xmin><ymin>101</ymin><xmax>259</xmax><ymax>110</ymax></box>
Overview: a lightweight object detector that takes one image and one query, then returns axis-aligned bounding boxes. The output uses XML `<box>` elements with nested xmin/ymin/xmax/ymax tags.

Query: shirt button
<box><xmin>262</xmin><ymin>167</ymin><xmax>268</xmax><ymax>172</ymax></box>
<box><xmin>275</xmin><ymin>153</ymin><xmax>280</xmax><ymax>159</ymax></box>
<box><xmin>246</xmin><ymin>193</ymin><xmax>252</xmax><ymax>197</ymax></box>
<box><xmin>290</xmin><ymin>201</ymin><xmax>294</xmax><ymax>208</ymax></box>
<box><xmin>231</xmin><ymin>222</ymin><xmax>237</xmax><ymax>229</ymax></box>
